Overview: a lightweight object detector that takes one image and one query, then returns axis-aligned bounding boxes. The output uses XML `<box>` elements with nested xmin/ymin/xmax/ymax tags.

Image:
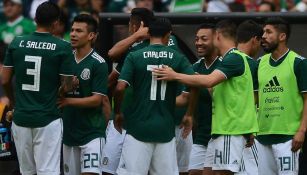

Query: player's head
<box><xmin>70</xmin><ymin>13</ymin><xmax>98</xmax><ymax>48</ymax></box>
<box><xmin>237</xmin><ymin>20</ymin><xmax>263</xmax><ymax>57</ymax></box>
<box><xmin>3</xmin><ymin>0</ymin><xmax>23</xmax><ymax>21</ymax></box>
<box><xmin>262</xmin><ymin>17</ymin><xmax>290</xmax><ymax>53</ymax></box>
<box><xmin>148</xmin><ymin>17</ymin><xmax>172</xmax><ymax>45</ymax></box>
<box><xmin>214</xmin><ymin>20</ymin><xmax>237</xmax><ymax>52</ymax></box>
<box><xmin>195</xmin><ymin>23</ymin><xmax>216</xmax><ymax>58</ymax></box>
<box><xmin>258</xmin><ymin>1</ymin><xmax>275</xmax><ymax>12</ymax></box>
<box><xmin>129</xmin><ymin>8</ymin><xmax>154</xmax><ymax>35</ymax></box>
<box><xmin>35</xmin><ymin>1</ymin><xmax>61</xmax><ymax>28</ymax></box>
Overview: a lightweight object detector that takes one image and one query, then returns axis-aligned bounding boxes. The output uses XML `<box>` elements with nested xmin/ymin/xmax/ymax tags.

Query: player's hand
<box><xmin>245</xmin><ymin>134</ymin><xmax>255</xmax><ymax>148</ymax></box>
<box><xmin>180</xmin><ymin>115</ymin><xmax>193</xmax><ymax>139</ymax></box>
<box><xmin>152</xmin><ymin>66</ymin><xmax>177</xmax><ymax>81</ymax></box>
<box><xmin>134</xmin><ymin>21</ymin><xmax>149</xmax><ymax>40</ymax></box>
<box><xmin>5</xmin><ymin>110</ymin><xmax>13</xmax><ymax>122</ymax></box>
<box><xmin>114</xmin><ymin>113</ymin><xmax>124</xmax><ymax>134</ymax></box>
<box><xmin>72</xmin><ymin>76</ymin><xmax>79</xmax><ymax>90</ymax></box>
<box><xmin>291</xmin><ymin>131</ymin><xmax>305</xmax><ymax>152</ymax></box>
<box><xmin>57</xmin><ymin>98</ymin><xmax>70</xmax><ymax>108</ymax></box>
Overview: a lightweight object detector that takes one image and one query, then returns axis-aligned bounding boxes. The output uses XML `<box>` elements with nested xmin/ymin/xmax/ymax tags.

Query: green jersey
<box><xmin>3</xmin><ymin>32</ymin><xmax>74</xmax><ymax>127</ymax></box>
<box><xmin>63</xmin><ymin>50</ymin><xmax>108</xmax><ymax>146</ymax></box>
<box><xmin>0</xmin><ymin>16</ymin><xmax>35</xmax><ymax>45</ymax></box>
<box><xmin>188</xmin><ymin>57</ymin><xmax>221</xmax><ymax>146</ymax></box>
<box><xmin>257</xmin><ymin>50</ymin><xmax>307</xmax><ymax>145</ymax></box>
<box><xmin>212</xmin><ymin>49</ymin><xmax>258</xmax><ymax>135</ymax></box>
<box><xmin>119</xmin><ymin>44</ymin><xmax>194</xmax><ymax>142</ymax></box>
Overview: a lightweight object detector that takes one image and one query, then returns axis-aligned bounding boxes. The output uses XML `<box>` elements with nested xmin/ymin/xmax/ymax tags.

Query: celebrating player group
<box><xmin>1</xmin><ymin>1</ymin><xmax>307</xmax><ymax>175</ymax></box>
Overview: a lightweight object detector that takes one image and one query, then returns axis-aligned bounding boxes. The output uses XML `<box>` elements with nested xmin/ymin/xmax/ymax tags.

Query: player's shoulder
<box><xmin>90</xmin><ymin>51</ymin><xmax>106</xmax><ymax>64</ymax></box>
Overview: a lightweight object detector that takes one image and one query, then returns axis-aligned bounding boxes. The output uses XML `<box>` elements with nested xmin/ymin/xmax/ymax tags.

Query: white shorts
<box><xmin>63</xmin><ymin>137</ymin><xmax>105</xmax><ymax>175</ymax></box>
<box><xmin>101</xmin><ymin>120</ymin><xmax>126</xmax><ymax>174</ymax></box>
<box><xmin>210</xmin><ymin>135</ymin><xmax>246</xmax><ymax>173</ymax></box>
<box><xmin>116</xmin><ymin>134</ymin><xmax>179</xmax><ymax>175</ymax></box>
<box><xmin>258</xmin><ymin>139</ymin><xmax>299</xmax><ymax>175</ymax></box>
<box><xmin>175</xmin><ymin>126</ymin><xmax>192</xmax><ymax>172</ymax></box>
<box><xmin>11</xmin><ymin>119</ymin><xmax>62</xmax><ymax>175</ymax></box>
<box><xmin>203</xmin><ymin>139</ymin><xmax>214</xmax><ymax>168</ymax></box>
<box><xmin>188</xmin><ymin>144</ymin><xmax>207</xmax><ymax>170</ymax></box>
<box><xmin>235</xmin><ymin>139</ymin><xmax>259</xmax><ymax>175</ymax></box>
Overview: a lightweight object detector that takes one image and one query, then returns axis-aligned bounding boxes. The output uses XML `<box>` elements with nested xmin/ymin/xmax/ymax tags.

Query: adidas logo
<box><xmin>263</xmin><ymin>76</ymin><xmax>283</xmax><ymax>93</ymax></box>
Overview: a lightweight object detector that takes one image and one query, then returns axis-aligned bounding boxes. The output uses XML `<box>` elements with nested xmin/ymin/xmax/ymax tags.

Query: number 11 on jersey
<box><xmin>147</xmin><ymin>65</ymin><xmax>167</xmax><ymax>101</ymax></box>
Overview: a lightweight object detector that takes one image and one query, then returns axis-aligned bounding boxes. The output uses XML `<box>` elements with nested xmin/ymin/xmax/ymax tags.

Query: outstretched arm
<box><xmin>153</xmin><ymin>67</ymin><xmax>226</xmax><ymax>88</ymax></box>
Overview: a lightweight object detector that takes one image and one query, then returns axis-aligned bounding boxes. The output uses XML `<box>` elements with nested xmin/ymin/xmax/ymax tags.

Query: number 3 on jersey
<box><xmin>22</xmin><ymin>55</ymin><xmax>42</xmax><ymax>92</ymax></box>
<box><xmin>147</xmin><ymin>65</ymin><xmax>167</xmax><ymax>101</ymax></box>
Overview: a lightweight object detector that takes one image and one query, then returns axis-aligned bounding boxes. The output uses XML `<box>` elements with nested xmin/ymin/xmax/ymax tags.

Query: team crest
<box><xmin>103</xmin><ymin>157</ymin><xmax>109</xmax><ymax>165</ymax></box>
<box><xmin>64</xmin><ymin>164</ymin><xmax>69</xmax><ymax>173</ymax></box>
<box><xmin>15</xmin><ymin>26</ymin><xmax>23</xmax><ymax>35</ymax></box>
<box><xmin>81</xmin><ymin>68</ymin><xmax>90</xmax><ymax>80</ymax></box>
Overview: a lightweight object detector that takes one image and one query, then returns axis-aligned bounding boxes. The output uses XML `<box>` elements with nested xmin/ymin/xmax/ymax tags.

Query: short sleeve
<box><xmin>216</xmin><ymin>53</ymin><xmax>245</xmax><ymax>79</ymax></box>
<box><xmin>294</xmin><ymin>57</ymin><xmax>307</xmax><ymax>92</ymax></box>
<box><xmin>92</xmin><ymin>62</ymin><xmax>108</xmax><ymax>96</ymax></box>
<box><xmin>59</xmin><ymin>43</ymin><xmax>74</xmax><ymax>76</ymax></box>
<box><xmin>3</xmin><ymin>39</ymin><xmax>16</xmax><ymax>67</ymax></box>
<box><xmin>119</xmin><ymin>53</ymin><xmax>134</xmax><ymax>85</ymax></box>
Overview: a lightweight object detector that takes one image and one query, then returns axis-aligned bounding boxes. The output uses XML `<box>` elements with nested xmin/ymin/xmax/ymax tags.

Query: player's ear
<box><xmin>88</xmin><ymin>32</ymin><xmax>96</xmax><ymax>41</ymax></box>
<box><xmin>279</xmin><ymin>32</ymin><xmax>287</xmax><ymax>42</ymax></box>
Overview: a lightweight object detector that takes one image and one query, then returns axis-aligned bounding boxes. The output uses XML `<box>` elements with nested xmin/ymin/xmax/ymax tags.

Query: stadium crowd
<box><xmin>0</xmin><ymin>0</ymin><xmax>307</xmax><ymax>175</ymax></box>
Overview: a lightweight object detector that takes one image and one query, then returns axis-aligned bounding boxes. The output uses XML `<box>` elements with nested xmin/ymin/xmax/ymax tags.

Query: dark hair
<box><xmin>130</xmin><ymin>8</ymin><xmax>154</xmax><ymax>27</ymax></box>
<box><xmin>149</xmin><ymin>17</ymin><xmax>172</xmax><ymax>37</ymax></box>
<box><xmin>196</xmin><ymin>23</ymin><xmax>215</xmax><ymax>33</ymax></box>
<box><xmin>35</xmin><ymin>1</ymin><xmax>61</xmax><ymax>27</ymax></box>
<box><xmin>236</xmin><ymin>20</ymin><xmax>263</xmax><ymax>43</ymax></box>
<box><xmin>259</xmin><ymin>1</ymin><xmax>275</xmax><ymax>12</ymax></box>
<box><xmin>264</xmin><ymin>17</ymin><xmax>290</xmax><ymax>40</ymax></box>
<box><xmin>215</xmin><ymin>20</ymin><xmax>237</xmax><ymax>40</ymax></box>
<box><xmin>73</xmin><ymin>13</ymin><xmax>98</xmax><ymax>33</ymax></box>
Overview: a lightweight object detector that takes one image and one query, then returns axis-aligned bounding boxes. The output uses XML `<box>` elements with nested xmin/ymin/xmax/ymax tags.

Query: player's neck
<box><xmin>36</xmin><ymin>25</ymin><xmax>52</xmax><ymax>33</ymax></box>
<box><xmin>271</xmin><ymin>45</ymin><xmax>289</xmax><ymax>61</ymax></box>
<box><xmin>220</xmin><ymin>43</ymin><xmax>236</xmax><ymax>58</ymax></box>
<box><xmin>204</xmin><ymin>52</ymin><xmax>219</xmax><ymax>67</ymax></box>
<box><xmin>75</xmin><ymin>45</ymin><xmax>92</xmax><ymax>61</ymax></box>
<box><xmin>150</xmin><ymin>37</ymin><xmax>165</xmax><ymax>45</ymax></box>
<box><xmin>237</xmin><ymin>43</ymin><xmax>253</xmax><ymax>58</ymax></box>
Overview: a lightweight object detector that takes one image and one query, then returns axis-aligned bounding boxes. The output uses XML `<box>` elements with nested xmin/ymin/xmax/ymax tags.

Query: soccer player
<box><xmin>153</xmin><ymin>20</ymin><xmax>259</xmax><ymax>175</ymax></box>
<box><xmin>1</xmin><ymin>2</ymin><xmax>75</xmax><ymax>175</ymax></box>
<box><xmin>101</xmin><ymin>8</ymin><xmax>154</xmax><ymax>175</ymax></box>
<box><xmin>176</xmin><ymin>23</ymin><xmax>220</xmax><ymax>175</ymax></box>
<box><xmin>235</xmin><ymin>19</ymin><xmax>263</xmax><ymax>175</ymax></box>
<box><xmin>102</xmin><ymin>8</ymin><xmax>184</xmax><ymax>175</ymax></box>
<box><xmin>257</xmin><ymin>17</ymin><xmax>307</xmax><ymax>175</ymax></box>
<box><xmin>57</xmin><ymin>14</ymin><xmax>110</xmax><ymax>175</ymax></box>
<box><xmin>114</xmin><ymin>17</ymin><xmax>195</xmax><ymax>175</ymax></box>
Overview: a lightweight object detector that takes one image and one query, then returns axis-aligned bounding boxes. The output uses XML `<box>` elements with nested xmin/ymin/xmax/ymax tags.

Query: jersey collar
<box><xmin>7</xmin><ymin>16</ymin><xmax>24</xmax><ymax>27</ymax></box>
<box><xmin>270</xmin><ymin>49</ymin><xmax>290</xmax><ymax>62</ymax></box>
<box><xmin>204</xmin><ymin>56</ymin><xmax>220</xmax><ymax>69</ymax></box>
<box><xmin>222</xmin><ymin>47</ymin><xmax>236</xmax><ymax>59</ymax></box>
<box><xmin>74</xmin><ymin>49</ymin><xmax>94</xmax><ymax>64</ymax></box>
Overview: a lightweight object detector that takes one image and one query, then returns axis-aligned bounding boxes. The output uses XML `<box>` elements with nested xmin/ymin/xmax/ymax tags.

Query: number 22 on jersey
<box><xmin>147</xmin><ymin>65</ymin><xmax>167</xmax><ymax>101</ymax></box>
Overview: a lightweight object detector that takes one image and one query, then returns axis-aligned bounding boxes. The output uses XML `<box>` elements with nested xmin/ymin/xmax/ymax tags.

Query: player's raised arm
<box><xmin>108</xmin><ymin>8</ymin><xmax>153</xmax><ymax>61</ymax></box>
